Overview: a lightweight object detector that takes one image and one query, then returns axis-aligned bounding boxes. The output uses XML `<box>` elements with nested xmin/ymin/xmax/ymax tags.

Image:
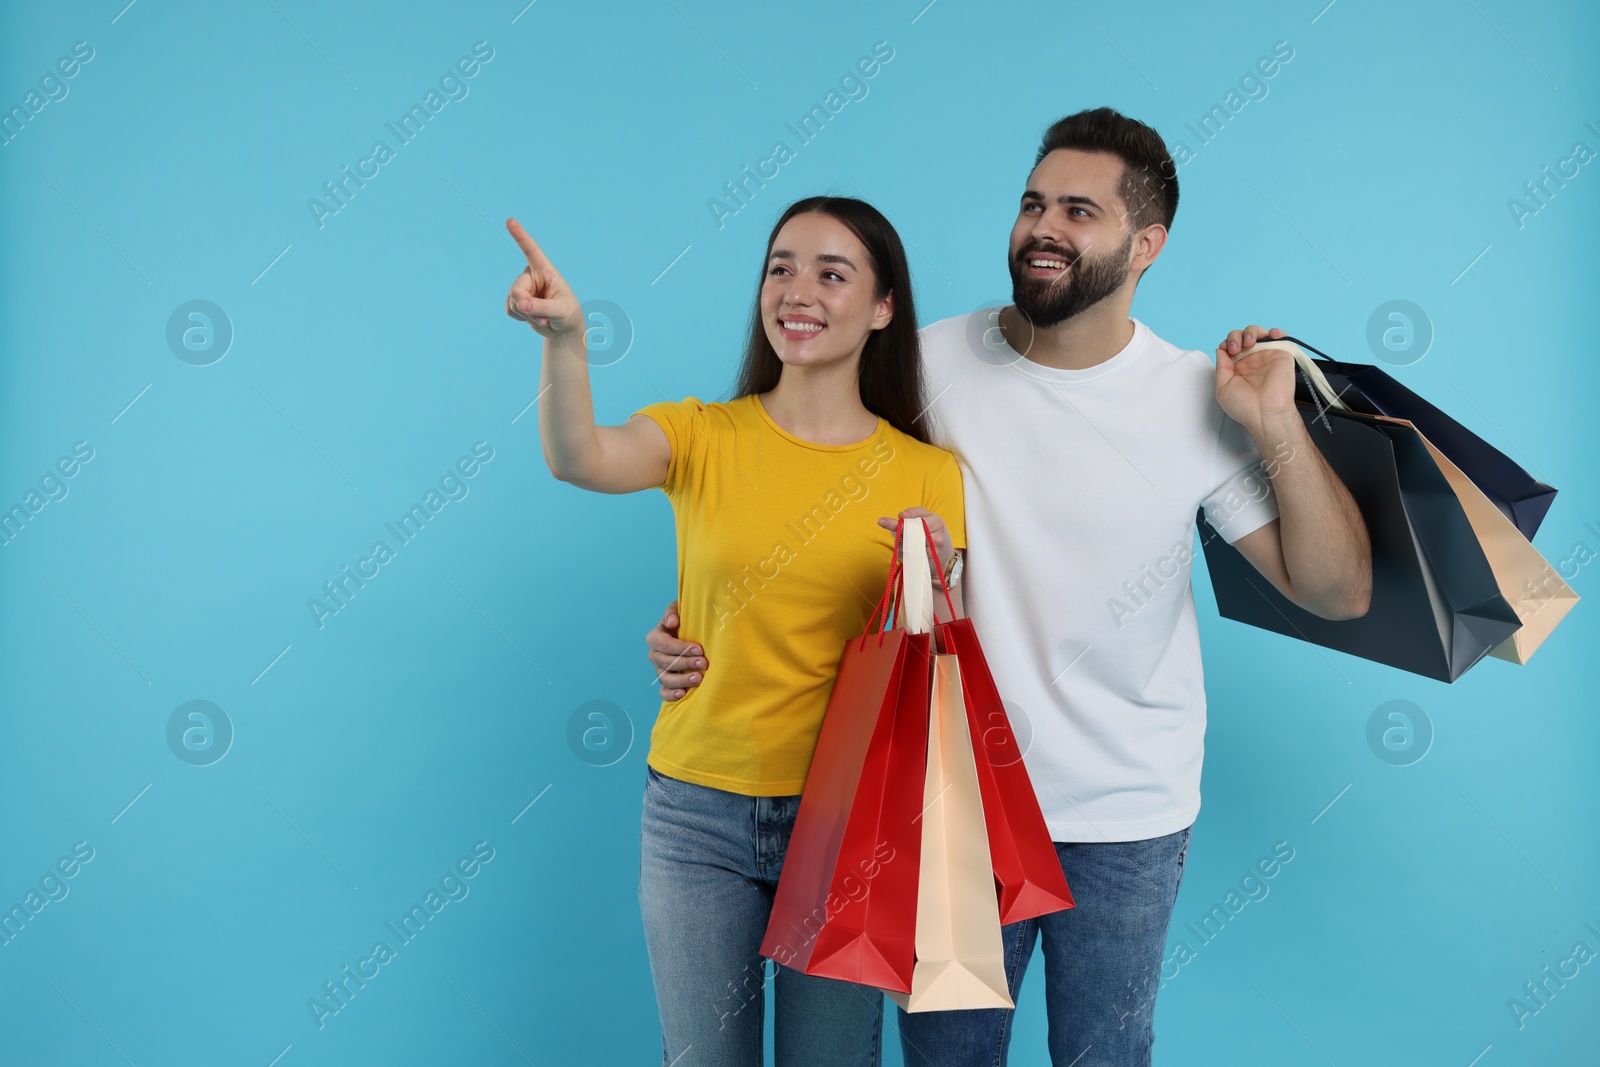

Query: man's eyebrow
<box><xmin>767</xmin><ymin>249</ymin><xmax>857</xmax><ymax>269</ymax></box>
<box><xmin>1021</xmin><ymin>189</ymin><xmax>1106</xmax><ymax>212</ymax></box>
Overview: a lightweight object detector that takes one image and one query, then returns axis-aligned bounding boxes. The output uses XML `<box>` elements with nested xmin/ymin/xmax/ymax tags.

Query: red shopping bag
<box><xmin>760</xmin><ymin>523</ymin><xmax>932</xmax><ymax>993</ymax></box>
<box><xmin>934</xmin><ymin>618</ymin><xmax>1075</xmax><ymax>924</ymax></box>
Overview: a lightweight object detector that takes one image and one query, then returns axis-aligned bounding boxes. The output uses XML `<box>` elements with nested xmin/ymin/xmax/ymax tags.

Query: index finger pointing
<box><xmin>506</xmin><ymin>218</ymin><xmax>552</xmax><ymax>270</ymax></box>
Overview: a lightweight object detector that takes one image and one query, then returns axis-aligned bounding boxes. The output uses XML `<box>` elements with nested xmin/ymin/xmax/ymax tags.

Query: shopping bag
<box><xmin>1418</xmin><ymin>436</ymin><xmax>1578</xmax><ymax>663</ymax></box>
<box><xmin>935</xmin><ymin>616</ymin><xmax>1075</xmax><ymax>925</ymax></box>
<box><xmin>760</xmin><ymin>522</ymin><xmax>932</xmax><ymax>993</ymax></box>
<box><xmin>888</xmin><ymin>649</ymin><xmax>1014</xmax><ymax>1012</ymax></box>
<box><xmin>1273</xmin><ymin>338</ymin><xmax>1576</xmax><ymax>663</ymax></box>
<box><xmin>1198</xmin><ymin>339</ymin><xmax>1520</xmax><ymax>682</ymax></box>
<box><xmin>1272</xmin><ymin>335</ymin><xmax>1557</xmax><ymax>540</ymax></box>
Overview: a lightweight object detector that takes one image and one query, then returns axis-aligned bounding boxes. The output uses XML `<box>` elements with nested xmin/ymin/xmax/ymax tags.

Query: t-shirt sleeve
<box><xmin>1198</xmin><ymin>410</ymin><xmax>1280</xmax><ymax>544</ymax></box>
<box><xmin>916</xmin><ymin>318</ymin><xmax>965</xmax><ymax>452</ymax></box>
<box><xmin>927</xmin><ymin>450</ymin><xmax>967</xmax><ymax>551</ymax></box>
<box><xmin>630</xmin><ymin>396</ymin><xmax>705</xmax><ymax>495</ymax></box>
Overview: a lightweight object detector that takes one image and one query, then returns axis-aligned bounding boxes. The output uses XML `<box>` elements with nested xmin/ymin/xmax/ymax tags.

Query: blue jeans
<box><xmin>897</xmin><ymin>827</ymin><xmax>1192</xmax><ymax>1067</ymax></box>
<box><xmin>639</xmin><ymin>765</ymin><xmax>885</xmax><ymax>1067</ymax></box>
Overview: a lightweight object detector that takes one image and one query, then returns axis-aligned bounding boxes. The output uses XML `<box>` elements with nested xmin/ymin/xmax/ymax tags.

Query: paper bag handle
<box><xmin>861</xmin><ymin>517</ymin><xmax>958</xmax><ymax>648</ymax></box>
<box><xmin>1235</xmin><ymin>335</ymin><xmax>1349</xmax><ymax>412</ymax></box>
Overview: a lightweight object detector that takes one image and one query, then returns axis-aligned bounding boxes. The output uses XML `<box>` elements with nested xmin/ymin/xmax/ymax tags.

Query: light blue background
<box><xmin>2</xmin><ymin>1</ymin><xmax>1596</xmax><ymax>1064</ymax></box>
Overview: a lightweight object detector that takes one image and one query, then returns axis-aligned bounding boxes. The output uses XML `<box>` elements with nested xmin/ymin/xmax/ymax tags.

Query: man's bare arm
<box><xmin>1218</xmin><ymin>325</ymin><xmax>1372</xmax><ymax>619</ymax></box>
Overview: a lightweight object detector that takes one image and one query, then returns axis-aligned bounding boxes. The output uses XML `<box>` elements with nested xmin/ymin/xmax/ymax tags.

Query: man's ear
<box><xmin>871</xmin><ymin>290</ymin><xmax>894</xmax><ymax>331</ymax></box>
<box><xmin>1131</xmin><ymin>224</ymin><xmax>1168</xmax><ymax>274</ymax></box>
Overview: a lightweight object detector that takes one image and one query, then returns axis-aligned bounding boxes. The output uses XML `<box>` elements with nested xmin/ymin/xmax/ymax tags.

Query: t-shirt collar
<box><xmin>982</xmin><ymin>311</ymin><xmax>1149</xmax><ymax>384</ymax></box>
<box><xmin>750</xmin><ymin>394</ymin><xmax>888</xmax><ymax>451</ymax></box>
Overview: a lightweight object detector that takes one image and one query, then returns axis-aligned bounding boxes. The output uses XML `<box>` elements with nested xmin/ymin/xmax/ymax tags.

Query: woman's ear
<box><xmin>871</xmin><ymin>290</ymin><xmax>894</xmax><ymax>331</ymax></box>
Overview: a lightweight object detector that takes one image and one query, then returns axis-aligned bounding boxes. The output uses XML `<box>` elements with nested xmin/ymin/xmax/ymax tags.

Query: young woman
<box><xmin>504</xmin><ymin>196</ymin><xmax>966</xmax><ymax>1066</ymax></box>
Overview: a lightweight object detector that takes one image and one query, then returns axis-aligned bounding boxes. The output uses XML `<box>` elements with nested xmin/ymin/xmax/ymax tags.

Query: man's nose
<box><xmin>1028</xmin><ymin>215</ymin><xmax>1065</xmax><ymax>246</ymax></box>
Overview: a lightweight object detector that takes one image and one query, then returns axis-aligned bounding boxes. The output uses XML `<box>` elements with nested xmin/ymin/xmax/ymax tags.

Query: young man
<box><xmin>643</xmin><ymin>107</ymin><xmax>1371</xmax><ymax>1066</ymax></box>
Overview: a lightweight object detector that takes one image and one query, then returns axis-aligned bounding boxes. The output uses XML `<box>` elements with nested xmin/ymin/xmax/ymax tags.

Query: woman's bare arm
<box><xmin>505</xmin><ymin>218</ymin><xmax>670</xmax><ymax>493</ymax></box>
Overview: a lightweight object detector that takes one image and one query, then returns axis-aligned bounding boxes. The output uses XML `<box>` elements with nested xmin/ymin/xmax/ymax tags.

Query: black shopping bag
<box><xmin>1198</xmin><ymin>342</ymin><xmax>1520</xmax><ymax>683</ymax></box>
<box><xmin>1272</xmin><ymin>335</ymin><xmax>1557</xmax><ymax>540</ymax></box>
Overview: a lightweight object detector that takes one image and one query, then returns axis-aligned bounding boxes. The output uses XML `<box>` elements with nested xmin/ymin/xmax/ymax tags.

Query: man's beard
<box><xmin>1009</xmin><ymin>230</ymin><xmax>1135</xmax><ymax>329</ymax></box>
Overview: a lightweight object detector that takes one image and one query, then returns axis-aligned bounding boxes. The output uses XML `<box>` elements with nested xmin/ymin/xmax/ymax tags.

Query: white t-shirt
<box><xmin>919</xmin><ymin>311</ymin><xmax>1279</xmax><ymax>842</ymax></box>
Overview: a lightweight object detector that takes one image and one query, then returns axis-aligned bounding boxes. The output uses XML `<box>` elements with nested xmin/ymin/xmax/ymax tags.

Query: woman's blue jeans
<box><xmin>639</xmin><ymin>765</ymin><xmax>885</xmax><ymax>1067</ymax></box>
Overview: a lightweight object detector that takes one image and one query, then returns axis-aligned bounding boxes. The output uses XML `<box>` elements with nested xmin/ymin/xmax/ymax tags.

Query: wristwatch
<box><xmin>943</xmin><ymin>551</ymin><xmax>963</xmax><ymax>589</ymax></box>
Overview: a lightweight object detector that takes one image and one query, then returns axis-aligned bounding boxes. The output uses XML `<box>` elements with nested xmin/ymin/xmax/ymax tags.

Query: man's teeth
<box><xmin>783</xmin><ymin>320</ymin><xmax>823</xmax><ymax>332</ymax></box>
<box><xmin>1029</xmin><ymin>258</ymin><xmax>1068</xmax><ymax>269</ymax></box>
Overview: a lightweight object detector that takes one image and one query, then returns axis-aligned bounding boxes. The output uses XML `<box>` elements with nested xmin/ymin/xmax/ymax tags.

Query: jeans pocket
<box><xmin>643</xmin><ymin>764</ymin><xmax>696</xmax><ymax>817</ymax></box>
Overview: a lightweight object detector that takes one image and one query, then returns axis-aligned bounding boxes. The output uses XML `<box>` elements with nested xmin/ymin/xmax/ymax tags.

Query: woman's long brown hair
<box><xmin>729</xmin><ymin>196</ymin><xmax>930</xmax><ymax>444</ymax></box>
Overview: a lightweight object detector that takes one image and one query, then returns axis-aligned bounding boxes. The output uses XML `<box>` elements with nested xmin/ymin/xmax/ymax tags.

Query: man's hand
<box><xmin>645</xmin><ymin>600</ymin><xmax>706</xmax><ymax>701</ymax></box>
<box><xmin>1216</xmin><ymin>325</ymin><xmax>1372</xmax><ymax>620</ymax></box>
<box><xmin>1215</xmin><ymin>324</ymin><xmax>1293</xmax><ymax>439</ymax></box>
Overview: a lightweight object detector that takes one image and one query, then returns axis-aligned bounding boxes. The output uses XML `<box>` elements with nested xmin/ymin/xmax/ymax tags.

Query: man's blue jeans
<box><xmin>898</xmin><ymin>827</ymin><xmax>1192</xmax><ymax>1067</ymax></box>
<box><xmin>639</xmin><ymin>765</ymin><xmax>885</xmax><ymax>1067</ymax></box>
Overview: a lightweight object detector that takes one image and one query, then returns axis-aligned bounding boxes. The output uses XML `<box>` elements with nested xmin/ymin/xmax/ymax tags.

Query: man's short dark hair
<box><xmin>1034</xmin><ymin>108</ymin><xmax>1178</xmax><ymax>235</ymax></box>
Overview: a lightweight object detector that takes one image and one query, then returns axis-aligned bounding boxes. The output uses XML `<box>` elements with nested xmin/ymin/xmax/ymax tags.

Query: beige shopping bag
<box><xmin>887</xmin><ymin>650</ymin><xmax>1014</xmax><ymax>1013</ymax></box>
<box><xmin>1418</xmin><ymin>439</ymin><xmax>1578</xmax><ymax>663</ymax></box>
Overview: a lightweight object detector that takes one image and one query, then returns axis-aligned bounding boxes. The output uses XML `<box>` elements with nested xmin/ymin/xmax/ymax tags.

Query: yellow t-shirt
<box><xmin>634</xmin><ymin>393</ymin><xmax>966</xmax><ymax>796</ymax></box>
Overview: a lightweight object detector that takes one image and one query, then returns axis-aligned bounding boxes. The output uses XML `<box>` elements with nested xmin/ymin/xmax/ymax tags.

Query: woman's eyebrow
<box><xmin>767</xmin><ymin>249</ymin><xmax>856</xmax><ymax>270</ymax></box>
